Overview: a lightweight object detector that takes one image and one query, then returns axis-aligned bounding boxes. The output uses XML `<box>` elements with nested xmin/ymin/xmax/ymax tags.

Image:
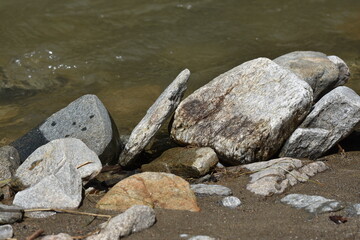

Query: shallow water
<box><xmin>0</xmin><ymin>0</ymin><xmax>359</xmax><ymax>142</ymax></box>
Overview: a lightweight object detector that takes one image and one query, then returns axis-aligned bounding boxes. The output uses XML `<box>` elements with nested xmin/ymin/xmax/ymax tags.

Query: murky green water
<box><xmin>0</xmin><ymin>0</ymin><xmax>359</xmax><ymax>142</ymax></box>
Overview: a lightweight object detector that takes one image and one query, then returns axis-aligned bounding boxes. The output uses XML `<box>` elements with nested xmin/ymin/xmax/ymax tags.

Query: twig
<box><xmin>77</xmin><ymin>161</ymin><xmax>93</xmax><ymax>169</ymax></box>
<box><xmin>24</xmin><ymin>208</ymin><xmax>112</xmax><ymax>219</ymax></box>
<box><xmin>26</xmin><ymin>229</ymin><xmax>44</xmax><ymax>240</ymax></box>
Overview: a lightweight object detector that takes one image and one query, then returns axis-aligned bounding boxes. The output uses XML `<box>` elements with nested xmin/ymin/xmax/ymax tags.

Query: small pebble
<box><xmin>188</xmin><ymin>235</ymin><xmax>216</xmax><ymax>240</ymax></box>
<box><xmin>0</xmin><ymin>224</ymin><xmax>13</xmax><ymax>239</ymax></box>
<box><xmin>221</xmin><ymin>196</ymin><xmax>242</xmax><ymax>208</ymax></box>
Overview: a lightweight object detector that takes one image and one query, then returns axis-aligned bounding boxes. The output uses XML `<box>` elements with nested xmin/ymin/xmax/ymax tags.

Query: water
<box><xmin>0</xmin><ymin>0</ymin><xmax>359</xmax><ymax>143</ymax></box>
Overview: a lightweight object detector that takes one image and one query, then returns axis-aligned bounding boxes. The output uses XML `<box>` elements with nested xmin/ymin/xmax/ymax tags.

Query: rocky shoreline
<box><xmin>1</xmin><ymin>51</ymin><xmax>360</xmax><ymax>239</ymax></box>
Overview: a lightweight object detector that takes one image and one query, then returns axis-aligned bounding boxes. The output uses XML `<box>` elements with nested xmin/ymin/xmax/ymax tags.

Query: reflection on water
<box><xmin>0</xmin><ymin>0</ymin><xmax>359</xmax><ymax>141</ymax></box>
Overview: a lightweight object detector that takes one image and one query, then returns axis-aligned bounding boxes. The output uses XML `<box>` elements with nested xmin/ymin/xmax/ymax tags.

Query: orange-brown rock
<box><xmin>96</xmin><ymin>172</ymin><xmax>200</xmax><ymax>212</ymax></box>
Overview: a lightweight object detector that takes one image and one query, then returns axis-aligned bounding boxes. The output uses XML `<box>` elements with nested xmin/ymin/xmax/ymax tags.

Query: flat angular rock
<box><xmin>11</xmin><ymin>94</ymin><xmax>121</xmax><ymax>164</ymax></box>
<box><xmin>87</xmin><ymin>205</ymin><xmax>156</xmax><ymax>240</ymax></box>
<box><xmin>280</xmin><ymin>86</ymin><xmax>360</xmax><ymax>159</ymax></box>
<box><xmin>274</xmin><ymin>51</ymin><xmax>350</xmax><ymax>100</ymax></box>
<box><xmin>16</xmin><ymin>138</ymin><xmax>102</xmax><ymax>187</ymax></box>
<box><xmin>13</xmin><ymin>162</ymin><xmax>82</xmax><ymax>217</ymax></box>
<box><xmin>191</xmin><ymin>184</ymin><xmax>232</xmax><ymax>196</ymax></box>
<box><xmin>171</xmin><ymin>58</ymin><xmax>313</xmax><ymax>165</ymax></box>
<box><xmin>119</xmin><ymin>69</ymin><xmax>190</xmax><ymax>167</ymax></box>
<box><xmin>96</xmin><ymin>172</ymin><xmax>200</xmax><ymax>212</ymax></box>
<box><xmin>243</xmin><ymin>158</ymin><xmax>328</xmax><ymax>196</ymax></box>
<box><xmin>281</xmin><ymin>194</ymin><xmax>343</xmax><ymax>214</ymax></box>
<box><xmin>0</xmin><ymin>145</ymin><xmax>20</xmax><ymax>181</ymax></box>
<box><xmin>141</xmin><ymin>147</ymin><xmax>218</xmax><ymax>178</ymax></box>
<box><xmin>0</xmin><ymin>204</ymin><xmax>23</xmax><ymax>224</ymax></box>
<box><xmin>221</xmin><ymin>196</ymin><xmax>242</xmax><ymax>208</ymax></box>
<box><xmin>0</xmin><ymin>224</ymin><xmax>13</xmax><ymax>239</ymax></box>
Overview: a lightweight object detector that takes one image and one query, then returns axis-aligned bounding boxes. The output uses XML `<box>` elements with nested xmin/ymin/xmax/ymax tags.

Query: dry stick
<box><xmin>76</xmin><ymin>161</ymin><xmax>93</xmax><ymax>169</ymax></box>
<box><xmin>24</xmin><ymin>208</ymin><xmax>112</xmax><ymax>219</ymax></box>
<box><xmin>26</xmin><ymin>229</ymin><xmax>44</xmax><ymax>240</ymax></box>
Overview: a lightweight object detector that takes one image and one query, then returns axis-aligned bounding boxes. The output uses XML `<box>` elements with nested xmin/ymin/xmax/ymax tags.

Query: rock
<box><xmin>273</xmin><ymin>51</ymin><xmax>350</xmax><ymax>100</ymax></box>
<box><xmin>13</xmin><ymin>162</ymin><xmax>82</xmax><ymax>218</ymax></box>
<box><xmin>0</xmin><ymin>145</ymin><xmax>20</xmax><ymax>181</ymax></box>
<box><xmin>243</xmin><ymin>158</ymin><xmax>328</xmax><ymax>196</ymax></box>
<box><xmin>41</xmin><ymin>233</ymin><xmax>73</xmax><ymax>240</ymax></box>
<box><xmin>280</xmin><ymin>86</ymin><xmax>360</xmax><ymax>159</ymax></box>
<box><xmin>346</xmin><ymin>204</ymin><xmax>360</xmax><ymax>216</ymax></box>
<box><xmin>281</xmin><ymin>194</ymin><xmax>343</xmax><ymax>214</ymax></box>
<box><xmin>188</xmin><ymin>236</ymin><xmax>216</xmax><ymax>240</ymax></box>
<box><xmin>15</xmin><ymin>138</ymin><xmax>102</xmax><ymax>187</ymax></box>
<box><xmin>141</xmin><ymin>147</ymin><xmax>218</xmax><ymax>178</ymax></box>
<box><xmin>191</xmin><ymin>184</ymin><xmax>232</xmax><ymax>196</ymax></box>
<box><xmin>221</xmin><ymin>196</ymin><xmax>242</xmax><ymax>208</ymax></box>
<box><xmin>119</xmin><ymin>69</ymin><xmax>190</xmax><ymax>167</ymax></box>
<box><xmin>11</xmin><ymin>94</ymin><xmax>121</xmax><ymax>164</ymax></box>
<box><xmin>0</xmin><ymin>224</ymin><xmax>13</xmax><ymax>239</ymax></box>
<box><xmin>0</xmin><ymin>204</ymin><xmax>23</xmax><ymax>224</ymax></box>
<box><xmin>171</xmin><ymin>58</ymin><xmax>313</xmax><ymax>165</ymax></box>
<box><xmin>96</xmin><ymin>172</ymin><xmax>200</xmax><ymax>212</ymax></box>
<box><xmin>87</xmin><ymin>205</ymin><xmax>156</xmax><ymax>240</ymax></box>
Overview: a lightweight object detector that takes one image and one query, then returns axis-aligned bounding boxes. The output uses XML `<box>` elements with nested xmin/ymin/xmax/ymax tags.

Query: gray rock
<box><xmin>0</xmin><ymin>204</ymin><xmax>23</xmax><ymax>224</ymax></box>
<box><xmin>171</xmin><ymin>58</ymin><xmax>313</xmax><ymax>165</ymax></box>
<box><xmin>221</xmin><ymin>196</ymin><xmax>242</xmax><ymax>208</ymax></box>
<box><xmin>280</xmin><ymin>86</ymin><xmax>360</xmax><ymax>159</ymax></box>
<box><xmin>191</xmin><ymin>184</ymin><xmax>232</xmax><ymax>196</ymax></box>
<box><xmin>13</xmin><ymin>162</ymin><xmax>82</xmax><ymax>218</ymax></box>
<box><xmin>119</xmin><ymin>69</ymin><xmax>190</xmax><ymax>167</ymax></box>
<box><xmin>274</xmin><ymin>51</ymin><xmax>349</xmax><ymax>100</ymax></box>
<box><xmin>0</xmin><ymin>224</ymin><xmax>13</xmax><ymax>239</ymax></box>
<box><xmin>86</xmin><ymin>205</ymin><xmax>156</xmax><ymax>240</ymax></box>
<box><xmin>281</xmin><ymin>194</ymin><xmax>343</xmax><ymax>214</ymax></box>
<box><xmin>16</xmin><ymin>138</ymin><xmax>102</xmax><ymax>187</ymax></box>
<box><xmin>346</xmin><ymin>204</ymin><xmax>360</xmax><ymax>216</ymax></box>
<box><xmin>41</xmin><ymin>233</ymin><xmax>73</xmax><ymax>240</ymax></box>
<box><xmin>141</xmin><ymin>147</ymin><xmax>218</xmax><ymax>178</ymax></box>
<box><xmin>188</xmin><ymin>236</ymin><xmax>216</xmax><ymax>240</ymax></box>
<box><xmin>11</xmin><ymin>94</ymin><xmax>121</xmax><ymax>164</ymax></box>
<box><xmin>0</xmin><ymin>145</ymin><xmax>20</xmax><ymax>181</ymax></box>
<box><xmin>243</xmin><ymin>158</ymin><xmax>328</xmax><ymax>196</ymax></box>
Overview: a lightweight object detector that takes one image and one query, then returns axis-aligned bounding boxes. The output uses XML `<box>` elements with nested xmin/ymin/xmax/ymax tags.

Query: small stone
<box><xmin>0</xmin><ymin>224</ymin><xmax>13</xmax><ymax>239</ymax></box>
<box><xmin>41</xmin><ymin>233</ymin><xmax>73</xmax><ymax>240</ymax></box>
<box><xmin>119</xmin><ymin>69</ymin><xmax>190</xmax><ymax>167</ymax></box>
<box><xmin>345</xmin><ymin>204</ymin><xmax>360</xmax><ymax>216</ymax></box>
<box><xmin>0</xmin><ymin>145</ymin><xmax>20</xmax><ymax>181</ymax></box>
<box><xmin>16</xmin><ymin>138</ymin><xmax>102</xmax><ymax>187</ymax></box>
<box><xmin>191</xmin><ymin>184</ymin><xmax>232</xmax><ymax>196</ymax></box>
<box><xmin>281</xmin><ymin>194</ymin><xmax>343</xmax><ymax>214</ymax></box>
<box><xmin>86</xmin><ymin>205</ymin><xmax>156</xmax><ymax>240</ymax></box>
<box><xmin>96</xmin><ymin>172</ymin><xmax>200</xmax><ymax>212</ymax></box>
<box><xmin>221</xmin><ymin>196</ymin><xmax>242</xmax><ymax>208</ymax></box>
<box><xmin>11</xmin><ymin>94</ymin><xmax>122</xmax><ymax>165</ymax></box>
<box><xmin>141</xmin><ymin>147</ymin><xmax>218</xmax><ymax>178</ymax></box>
<box><xmin>280</xmin><ymin>86</ymin><xmax>360</xmax><ymax>159</ymax></box>
<box><xmin>188</xmin><ymin>236</ymin><xmax>216</xmax><ymax>240</ymax></box>
<box><xmin>0</xmin><ymin>204</ymin><xmax>23</xmax><ymax>224</ymax></box>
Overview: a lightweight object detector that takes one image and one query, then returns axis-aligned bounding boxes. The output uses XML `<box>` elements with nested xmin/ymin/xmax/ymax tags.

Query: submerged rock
<box><xmin>274</xmin><ymin>51</ymin><xmax>350</xmax><ymax>100</ymax></box>
<box><xmin>171</xmin><ymin>58</ymin><xmax>313</xmax><ymax>165</ymax></box>
<box><xmin>280</xmin><ymin>86</ymin><xmax>360</xmax><ymax>159</ymax></box>
<box><xmin>11</xmin><ymin>94</ymin><xmax>121</xmax><ymax>165</ymax></box>
<box><xmin>96</xmin><ymin>172</ymin><xmax>200</xmax><ymax>212</ymax></box>
<box><xmin>243</xmin><ymin>158</ymin><xmax>328</xmax><ymax>196</ymax></box>
<box><xmin>15</xmin><ymin>138</ymin><xmax>102</xmax><ymax>187</ymax></box>
<box><xmin>87</xmin><ymin>205</ymin><xmax>156</xmax><ymax>240</ymax></box>
<box><xmin>281</xmin><ymin>194</ymin><xmax>343</xmax><ymax>214</ymax></box>
<box><xmin>119</xmin><ymin>69</ymin><xmax>190</xmax><ymax>167</ymax></box>
<box><xmin>141</xmin><ymin>147</ymin><xmax>218</xmax><ymax>178</ymax></box>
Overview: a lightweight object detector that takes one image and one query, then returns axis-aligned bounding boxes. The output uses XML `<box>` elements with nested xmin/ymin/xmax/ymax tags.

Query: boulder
<box><xmin>274</xmin><ymin>51</ymin><xmax>350</xmax><ymax>100</ymax></box>
<box><xmin>171</xmin><ymin>58</ymin><xmax>313</xmax><ymax>165</ymax></box>
<box><xmin>281</xmin><ymin>194</ymin><xmax>343</xmax><ymax>214</ymax></box>
<box><xmin>11</xmin><ymin>94</ymin><xmax>121</xmax><ymax>164</ymax></box>
<box><xmin>119</xmin><ymin>69</ymin><xmax>190</xmax><ymax>167</ymax></box>
<box><xmin>0</xmin><ymin>145</ymin><xmax>20</xmax><ymax>181</ymax></box>
<box><xmin>87</xmin><ymin>205</ymin><xmax>156</xmax><ymax>240</ymax></box>
<box><xmin>243</xmin><ymin>158</ymin><xmax>328</xmax><ymax>196</ymax></box>
<box><xmin>15</xmin><ymin>138</ymin><xmax>102</xmax><ymax>187</ymax></box>
<box><xmin>96</xmin><ymin>172</ymin><xmax>200</xmax><ymax>212</ymax></box>
<box><xmin>141</xmin><ymin>147</ymin><xmax>218</xmax><ymax>178</ymax></box>
<box><xmin>13</xmin><ymin>162</ymin><xmax>82</xmax><ymax>218</ymax></box>
<box><xmin>0</xmin><ymin>204</ymin><xmax>23</xmax><ymax>224</ymax></box>
<box><xmin>280</xmin><ymin>86</ymin><xmax>360</xmax><ymax>159</ymax></box>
